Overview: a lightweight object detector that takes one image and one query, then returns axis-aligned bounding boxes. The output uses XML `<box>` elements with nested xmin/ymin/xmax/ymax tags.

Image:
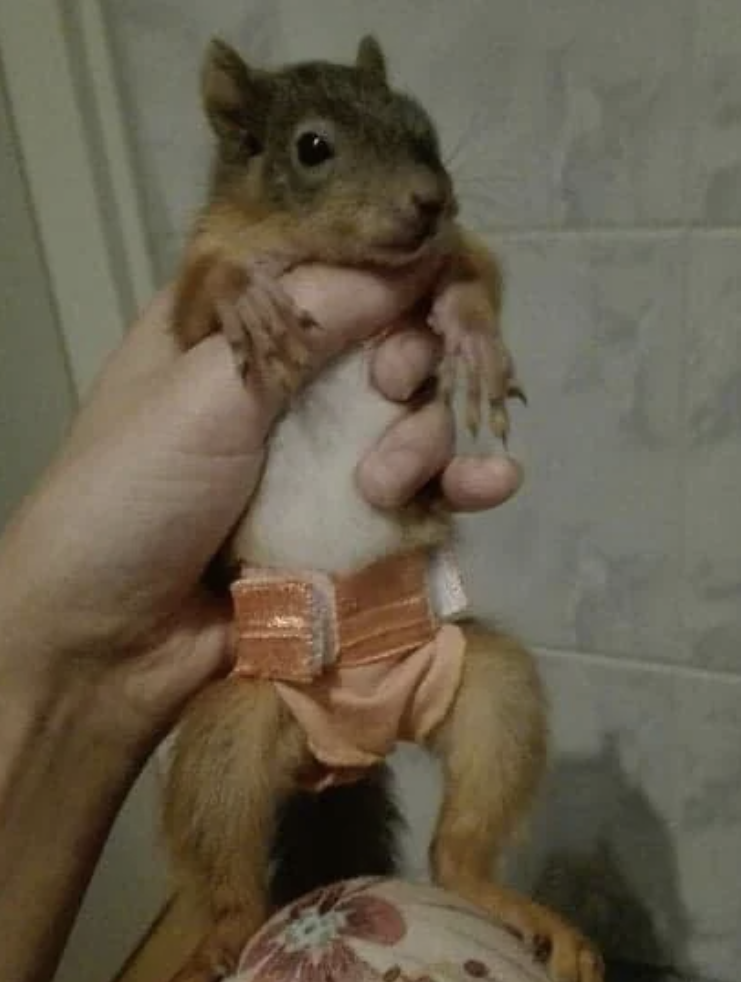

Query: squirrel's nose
<box><xmin>410</xmin><ymin>189</ymin><xmax>445</xmax><ymax>225</ymax></box>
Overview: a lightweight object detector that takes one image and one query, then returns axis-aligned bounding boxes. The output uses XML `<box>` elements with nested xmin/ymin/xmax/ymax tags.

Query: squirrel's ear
<box><xmin>201</xmin><ymin>38</ymin><xmax>272</xmax><ymax>155</ymax></box>
<box><xmin>356</xmin><ymin>35</ymin><xmax>388</xmax><ymax>84</ymax></box>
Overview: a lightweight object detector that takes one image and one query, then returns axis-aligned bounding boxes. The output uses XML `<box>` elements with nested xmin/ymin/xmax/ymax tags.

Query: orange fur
<box><xmin>429</xmin><ymin>624</ymin><xmax>603</xmax><ymax>982</ymax></box>
<box><xmin>163</xmin><ymin>680</ymin><xmax>309</xmax><ymax>974</ymax></box>
<box><xmin>163</xmin><ymin>623</ymin><xmax>604</xmax><ymax>982</ymax></box>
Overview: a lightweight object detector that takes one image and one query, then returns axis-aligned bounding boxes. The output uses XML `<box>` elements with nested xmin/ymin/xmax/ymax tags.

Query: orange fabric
<box><xmin>231</xmin><ymin>550</ymin><xmax>437</xmax><ymax>679</ymax></box>
<box><xmin>277</xmin><ymin>624</ymin><xmax>465</xmax><ymax>790</ymax></box>
<box><xmin>230</xmin><ymin>550</ymin><xmax>466</xmax><ymax>790</ymax></box>
<box><xmin>232</xmin><ymin>577</ymin><xmax>320</xmax><ymax>682</ymax></box>
<box><xmin>334</xmin><ymin>550</ymin><xmax>436</xmax><ymax>665</ymax></box>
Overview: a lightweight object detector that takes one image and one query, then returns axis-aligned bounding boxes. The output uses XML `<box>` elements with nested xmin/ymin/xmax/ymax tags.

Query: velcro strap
<box><xmin>334</xmin><ymin>550</ymin><xmax>436</xmax><ymax>666</ymax></box>
<box><xmin>231</xmin><ymin>572</ymin><xmax>335</xmax><ymax>683</ymax></box>
<box><xmin>426</xmin><ymin>544</ymin><xmax>469</xmax><ymax>621</ymax></box>
<box><xmin>230</xmin><ymin>547</ymin><xmax>468</xmax><ymax>683</ymax></box>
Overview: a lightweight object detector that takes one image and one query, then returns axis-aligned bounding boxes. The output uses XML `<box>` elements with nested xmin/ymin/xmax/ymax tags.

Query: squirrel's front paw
<box><xmin>428</xmin><ymin>279</ymin><xmax>525</xmax><ymax>444</ymax></box>
<box><xmin>173</xmin><ymin>255</ymin><xmax>315</xmax><ymax>396</ymax></box>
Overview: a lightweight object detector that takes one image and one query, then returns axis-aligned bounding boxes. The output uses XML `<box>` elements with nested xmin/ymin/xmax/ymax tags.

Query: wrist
<box><xmin>0</xmin><ymin>503</ymin><xmax>82</xmax><ymax>680</ymax></box>
<box><xmin>0</xmin><ymin>518</ymin><xmax>229</xmax><ymax>756</ymax></box>
<box><xmin>0</xmin><ymin>633</ymin><xmax>168</xmax><ymax>774</ymax></box>
<box><xmin>0</xmin><ymin>651</ymin><xmax>146</xmax><ymax>982</ymax></box>
<box><xmin>0</xmin><ymin>634</ymin><xmax>149</xmax><ymax>796</ymax></box>
<box><xmin>0</xmin><ymin>539</ymin><xmax>160</xmax><ymax>766</ymax></box>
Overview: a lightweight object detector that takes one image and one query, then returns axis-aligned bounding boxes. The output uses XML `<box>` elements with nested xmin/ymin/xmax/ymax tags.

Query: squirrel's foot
<box><xmin>428</xmin><ymin>278</ymin><xmax>525</xmax><ymax>445</ymax></box>
<box><xmin>229</xmin><ymin>265</ymin><xmax>315</xmax><ymax>394</ymax></box>
<box><xmin>173</xmin><ymin>255</ymin><xmax>315</xmax><ymax>396</ymax></box>
<box><xmin>166</xmin><ymin>902</ymin><xmax>263</xmax><ymax>982</ymax></box>
<box><xmin>500</xmin><ymin>900</ymin><xmax>604</xmax><ymax>982</ymax></box>
<box><xmin>442</xmin><ymin>881</ymin><xmax>604</xmax><ymax>982</ymax></box>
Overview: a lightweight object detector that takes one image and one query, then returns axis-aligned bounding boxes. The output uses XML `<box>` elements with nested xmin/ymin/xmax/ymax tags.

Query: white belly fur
<box><xmin>229</xmin><ymin>348</ymin><xmax>412</xmax><ymax>574</ymax></box>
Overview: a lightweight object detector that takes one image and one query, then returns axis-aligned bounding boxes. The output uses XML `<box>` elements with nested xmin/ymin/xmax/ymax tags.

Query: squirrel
<box><xmin>163</xmin><ymin>35</ymin><xmax>603</xmax><ymax>982</ymax></box>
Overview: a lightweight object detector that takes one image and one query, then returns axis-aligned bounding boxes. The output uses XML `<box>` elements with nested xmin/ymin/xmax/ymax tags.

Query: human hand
<box><xmin>0</xmin><ymin>264</ymin><xmax>521</xmax><ymax>751</ymax></box>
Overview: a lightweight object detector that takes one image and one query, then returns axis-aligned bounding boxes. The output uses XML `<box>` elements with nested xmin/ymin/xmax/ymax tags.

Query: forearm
<box><xmin>0</xmin><ymin>636</ymin><xmax>150</xmax><ymax>982</ymax></box>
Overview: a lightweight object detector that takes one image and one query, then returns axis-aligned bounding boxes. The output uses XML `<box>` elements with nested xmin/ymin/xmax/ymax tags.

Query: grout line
<box><xmin>534</xmin><ymin>644</ymin><xmax>741</xmax><ymax>684</ymax></box>
<box><xmin>484</xmin><ymin>226</ymin><xmax>741</xmax><ymax>240</ymax></box>
<box><xmin>680</xmin><ymin>0</ymin><xmax>700</xmax><ymax>227</ymax></box>
<box><xmin>675</xmin><ymin>236</ymin><xmax>695</xmax><ymax>677</ymax></box>
<box><xmin>672</xmin><ymin>0</ymin><xmax>700</xmax><ymax>677</ymax></box>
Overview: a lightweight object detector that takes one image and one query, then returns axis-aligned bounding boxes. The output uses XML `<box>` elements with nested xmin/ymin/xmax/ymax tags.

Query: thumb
<box><xmin>108</xmin><ymin>593</ymin><xmax>236</xmax><ymax>740</ymax></box>
<box><xmin>147</xmin><ymin>331</ymin><xmax>283</xmax><ymax>460</ymax></box>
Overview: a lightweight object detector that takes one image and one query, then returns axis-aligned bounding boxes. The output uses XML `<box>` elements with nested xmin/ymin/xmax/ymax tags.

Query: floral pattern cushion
<box><xmin>227</xmin><ymin>878</ymin><xmax>551</xmax><ymax>982</ymax></box>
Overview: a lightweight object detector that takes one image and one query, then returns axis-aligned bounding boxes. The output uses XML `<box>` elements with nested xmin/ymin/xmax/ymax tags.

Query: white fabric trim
<box><xmin>427</xmin><ymin>545</ymin><xmax>470</xmax><ymax>622</ymax></box>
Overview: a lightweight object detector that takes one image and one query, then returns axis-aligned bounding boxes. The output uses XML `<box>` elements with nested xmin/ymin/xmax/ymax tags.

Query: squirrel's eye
<box><xmin>296</xmin><ymin>131</ymin><xmax>335</xmax><ymax>167</ymax></box>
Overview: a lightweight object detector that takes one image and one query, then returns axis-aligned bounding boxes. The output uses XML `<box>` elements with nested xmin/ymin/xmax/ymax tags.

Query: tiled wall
<box><xmin>106</xmin><ymin>2</ymin><xmax>741</xmax><ymax>979</ymax></box>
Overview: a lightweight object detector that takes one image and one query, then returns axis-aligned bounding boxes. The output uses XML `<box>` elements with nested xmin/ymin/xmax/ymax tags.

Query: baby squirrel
<box><xmin>164</xmin><ymin>35</ymin><xmax>603</xmax><ymax>982</ymax></box>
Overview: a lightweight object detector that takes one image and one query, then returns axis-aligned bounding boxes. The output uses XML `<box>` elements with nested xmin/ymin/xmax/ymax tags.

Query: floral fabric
<box><xmin>226</xmin><ymin>879</ymin><xmax>550</xmax><ymax>982</ymax></box>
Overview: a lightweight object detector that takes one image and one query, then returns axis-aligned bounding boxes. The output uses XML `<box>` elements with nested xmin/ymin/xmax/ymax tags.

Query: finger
<box><xmin>282</xmin><ymin>260</ymin><xmax>440</xmax><ymax>367</ymax></box>
<box><xmin>356</xmin><ymin>401</ymin><xmax>455</xmax><ymax>510</ymax></box>
<box><xmin>69</xmin><ymin>260</ymin><xmax>440</xmax><ymax>482</ymax></box>
<box><xmin>440</xmin><ymin>455</ymin><xmax>524</xmax><ymax>512</ymax></box>
<box><xmin>370</xmin><ymin>324</ymin><xmax>442</xmax><ymax>402</ymax></box>
<box><xmin>76</xmin><ymin>260</ymin><xmax>439</xmax><ymax>455</ymax></box>
<box><xmin>65</xmin><ymin>287</ymin><xmax>178</xmax><ymax>453</ymax></box>
<box><xmin>100</xmin><ymin>286</ymin><xmax>178</xmax><ymax>385</ymax></box>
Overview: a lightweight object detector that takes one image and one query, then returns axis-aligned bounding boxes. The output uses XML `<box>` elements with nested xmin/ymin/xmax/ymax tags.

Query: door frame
<box><xmin>0</xmin><ymin>5</ymin><xmax>168</xmax><ymax>980</ymax></box>
<box><xmin>0</xmin><ymin>0</ymin><xmax>156</xmax><ymax>396</ymax></box>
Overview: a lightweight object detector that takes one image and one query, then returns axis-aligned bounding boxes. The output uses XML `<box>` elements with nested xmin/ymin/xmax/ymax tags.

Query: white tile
<box><xmin>689</xmin><ymin>1</ymin><xmax>741</xmax><ymax>224</ymax></box>
<box><xmin>683</xmin><ymin>235</ymin><xmax>741</xmax><ymax>670</ymax></box>
<box><xmin>516</xmin><ymin>653</ymin><xmax>741</xmax><ymax>981</ymax></box>
<box><xmin>509</xmin><ymin>652</ymin><xmax>684</xmax><ymax>969</ymax></box>
<box><xmin>458</xmin><ymin>234</ymin><xmax>686</xmax><ymax>662</ymax></box>
<box><xmin>674</xmin><ymin>673</ymin><xmax>741</xmax><ymax>981</ymax></box>
<box><xmin>392</xmin><ymin>649</ymin><xmax>741</xmax><ymax>979</ymax></box>
<box><xmin>390</xmin><ymin>745</ymin><xmax>442</xmax><ymax>881</ymax></box>
<box><xmin>535</xmin><ymin>0</ymin><xmax>692</xmax><ymax>227</ymax></box>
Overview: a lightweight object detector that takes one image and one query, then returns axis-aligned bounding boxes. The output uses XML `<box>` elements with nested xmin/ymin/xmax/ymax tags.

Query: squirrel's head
<box><xmin>201</xmin><ymin>36</ymin><xmax>457</xmax><ymax>265</ymax></box>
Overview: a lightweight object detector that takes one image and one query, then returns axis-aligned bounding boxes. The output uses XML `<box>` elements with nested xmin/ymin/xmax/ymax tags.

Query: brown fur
<box><xmin>164</xmin><ymin>624</ymin><xmax>601</xmax><ymax>982</ymax></box>
<box><xmin>164</xmin><ymin>34</ymin><xmax>603</xmax><ymax>982</ymax></box>
<box><xmin>429</xmin><ymin>625</ymin><xmax>602</xmax><ymax>981</ymax></box>
<box><xmin>164</xmin><ymin>623</ymin><xmax>555</xmax><ymax>976</ymax></box>
<box><xmin>172</xmin><ymin>33</ymin><xmax>457</xmax><ymax>358</ymax></box>
<box><xmin>164</xmin><ymin>681</ymin><xmax>306</xmax><ymax>978</ymax></box>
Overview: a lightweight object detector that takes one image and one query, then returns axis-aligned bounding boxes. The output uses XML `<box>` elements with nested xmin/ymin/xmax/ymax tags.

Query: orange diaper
<box><xmin>230</xmin><ymin>549</ymin><xmax>468</xmax><ymax>790</ymax></box>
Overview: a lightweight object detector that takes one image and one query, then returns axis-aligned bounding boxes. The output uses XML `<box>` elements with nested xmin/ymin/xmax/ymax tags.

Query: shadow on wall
<box><xmin>509</xmin><ymin>736</ymin><xmax>691</xmax><ymax>978</ymax></box>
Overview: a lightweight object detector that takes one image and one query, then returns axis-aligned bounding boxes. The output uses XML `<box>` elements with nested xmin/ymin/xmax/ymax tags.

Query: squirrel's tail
<box><xmin>269</xmin><ymin>763</ymin><xmax>403</xmax><ymax>908</ymax></box>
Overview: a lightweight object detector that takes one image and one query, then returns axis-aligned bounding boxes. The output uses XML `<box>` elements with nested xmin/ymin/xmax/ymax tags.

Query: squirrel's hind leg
<box><xmin>427</xmin><ymin>622</ymin><xmax>604</xmax><ymax>982</ymax></box>
<box><xmin>163</xmin><ymin>678</ymin><xmax>308</xmax><ymax>981</ymax></box>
